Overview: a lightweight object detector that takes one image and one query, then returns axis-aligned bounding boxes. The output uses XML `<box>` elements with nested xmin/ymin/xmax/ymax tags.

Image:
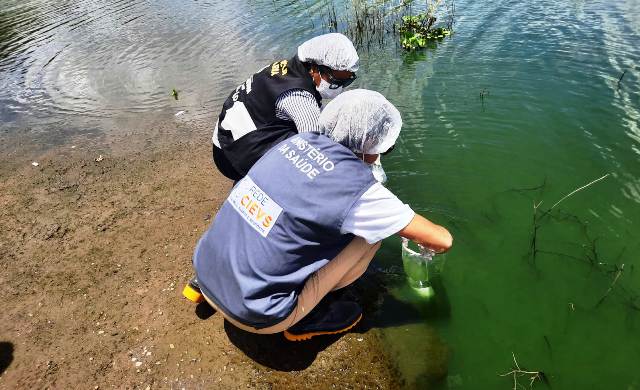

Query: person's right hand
<box><xmin>398</xmin><ymin>214</ymin><xmax>453</xmax><ymax>253</ymax></box>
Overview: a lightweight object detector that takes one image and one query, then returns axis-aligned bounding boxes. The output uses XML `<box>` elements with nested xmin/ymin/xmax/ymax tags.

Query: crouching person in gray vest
<box><xmin>190</xmin><ymin>89</ymin><xmax>453</xmax><ymax>341</ymax></box>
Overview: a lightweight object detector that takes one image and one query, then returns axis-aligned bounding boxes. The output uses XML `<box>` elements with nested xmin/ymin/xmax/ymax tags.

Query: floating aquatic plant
<box><xmin>318</xmin><ymin>0</ymin><xmax>454</xmax><ymax>52</ymax></box>
<box><xmin>398</xmin><ymin>1</ymin><xmax>453</xmax><ymax>50</ymax></box>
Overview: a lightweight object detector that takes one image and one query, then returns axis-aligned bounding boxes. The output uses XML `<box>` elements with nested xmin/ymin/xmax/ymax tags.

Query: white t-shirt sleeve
<box><xmin>341</xmin><ymin>183</ymin><xmax>415</xmax><ymax>244</ymax></box>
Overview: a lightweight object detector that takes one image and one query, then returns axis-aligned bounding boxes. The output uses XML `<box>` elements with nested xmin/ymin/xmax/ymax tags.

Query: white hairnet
<box><xmin>319</xmin><ymin>89</ymin><xmax>402</xmax><ymax>154</ymax></box>
<box><xmin>297</xmin><ymin>33</ymin><xmax>359</xmax><ymax>72</ymax></box>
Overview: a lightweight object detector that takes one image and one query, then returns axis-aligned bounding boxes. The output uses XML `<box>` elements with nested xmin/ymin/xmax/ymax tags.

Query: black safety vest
<box><xmin>213</xmin><ymin>55</ymin><xmax>321</xmax><ymax>179</ymax></box>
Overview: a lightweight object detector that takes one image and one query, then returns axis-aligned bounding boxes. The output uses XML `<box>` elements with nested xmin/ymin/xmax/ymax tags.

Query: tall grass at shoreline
<box><xmin>317</xmin><ymin>0</ymin><xmax>455</xmax><ymax>50</ymax></box>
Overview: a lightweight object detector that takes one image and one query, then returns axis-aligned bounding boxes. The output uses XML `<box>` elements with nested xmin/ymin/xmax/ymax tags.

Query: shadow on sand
<box><xmin>0</xmin><ymin>342</ymin><xmax>14</xmax><ymax>375</ymax></box>
<box><xmin>223</xmin><ymin>321</ymin><xmax>342</xmax><ymax>371</ymax></box>
<box><xmin>195</xmin><ymin>301</ymin><xmax>216</xmax><ymax>319</ymax></box>
<box><xmin>193</xmin><ymin>269</ymin><xmax>451</xmax><ymax>372</ymax></box>
<box><xmin>193</xmin><ymin>298</ymin><xmax>349</xmax><ymax>371</ymax></box>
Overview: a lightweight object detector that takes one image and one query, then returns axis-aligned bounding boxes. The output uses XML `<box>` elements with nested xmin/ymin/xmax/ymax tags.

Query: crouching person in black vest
<box><xmin>190</xmin><ymin>89</ymin><xmax>453</xmax><ymax>341</ymax></box>
<box><xmin>212</xmin><ymin>33</ymin><xmax>359</xmax><ymax>181</ymax></box>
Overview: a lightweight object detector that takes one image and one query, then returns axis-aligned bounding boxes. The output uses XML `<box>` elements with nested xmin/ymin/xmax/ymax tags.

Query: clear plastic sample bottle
<box><xmin>401</xmin><ymin>237</ymin><xmax>446</xmax><ymax>292</ymax></box>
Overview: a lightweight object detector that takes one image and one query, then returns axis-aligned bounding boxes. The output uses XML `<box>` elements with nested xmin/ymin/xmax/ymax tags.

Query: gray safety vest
<box><xmin>194</xmin><ymin>132</ymin><xmax>376</xmax><ymax>328</ymax></box>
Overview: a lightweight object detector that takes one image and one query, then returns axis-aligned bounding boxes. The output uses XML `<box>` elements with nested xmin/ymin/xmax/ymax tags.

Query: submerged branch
<box><xmin>548</xmin><ymin>173</ymin><xmax>610</xmax><ymax>212</ymax></box>
<box><xmin>519</xmin><ymin>173</ymin><xmax>640</xmax><ymax>313</ymax></box>
<box><xmin>617</xmin><ymin>70</ymin><xmax>627</xmax><ymax>89</ymax></box>
<box><xmin>499</xmin><ymin>352</ymin><xmax>549</xmax><ymax>389</ymax></box>
<box><xmin>596</xmin><ymin>263</ymin><xmax>625</xmax><ymax>307</ymax></box>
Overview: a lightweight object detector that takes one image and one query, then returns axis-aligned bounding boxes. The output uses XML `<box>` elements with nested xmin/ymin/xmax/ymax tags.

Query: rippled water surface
<box><xmin>2</xmin><ymin>0</ymin><xmax>640</xmax><ymax>388</ymax></box>
<box><xmin>0</xmin><ymin>0</ymin><xmax>321</xmax><ymax>144</ymax></box>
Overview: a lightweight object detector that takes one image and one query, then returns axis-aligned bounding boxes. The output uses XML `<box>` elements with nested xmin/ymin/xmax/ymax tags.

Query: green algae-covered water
<box><xmin>360</xmin><ymin>1</ymin><xmax>640</xmax><ymax>387</ymax></box>
<box><xmin>2</xmin><ymin>0</ymin><xmax>639</xmax><ymax>387</ymax></box>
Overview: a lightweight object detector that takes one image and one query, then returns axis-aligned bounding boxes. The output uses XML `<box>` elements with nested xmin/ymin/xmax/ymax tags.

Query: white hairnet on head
<box><xmin>297</xmin><ymin>33</ymin><xmax>359</xmax><ymax>72</ymax></box>
<box><xmin>319</xmin><ymin>89</ymin><xmax>402</xmax><ymax>154</ymax></box>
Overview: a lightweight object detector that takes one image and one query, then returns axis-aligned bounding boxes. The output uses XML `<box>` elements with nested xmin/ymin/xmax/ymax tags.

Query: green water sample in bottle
<box><xmin>401</xmin><ymin>238</ymin><xmax>445</xmax><ymax>294</ymax></box>
<box><xmin>402</xmin><ymin>253</ymin><xmax>431</xmax><ymax>288</ymax></box>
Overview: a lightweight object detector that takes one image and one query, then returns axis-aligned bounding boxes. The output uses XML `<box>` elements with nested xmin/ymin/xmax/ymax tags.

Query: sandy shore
<box><xmin>0</xmin><ymin>120</ymin><xmax>402</xmax><ymax>389</ymax></box>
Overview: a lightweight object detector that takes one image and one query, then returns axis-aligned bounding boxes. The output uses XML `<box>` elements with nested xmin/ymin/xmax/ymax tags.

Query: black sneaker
<box><xmin>283</xmin><ymin>298</ymin><xmax>362</xmax><ymax>341</ymax></box>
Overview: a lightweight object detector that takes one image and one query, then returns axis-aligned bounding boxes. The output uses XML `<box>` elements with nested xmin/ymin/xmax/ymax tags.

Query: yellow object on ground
<box><xmin>182</xmin><ymin>283</ymin><xmax>203</xmax><ymax>303</ymax></box>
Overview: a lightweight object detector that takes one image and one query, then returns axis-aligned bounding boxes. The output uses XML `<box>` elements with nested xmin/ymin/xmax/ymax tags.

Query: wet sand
<box><xmin>0</xmin><ymin>120</ymin><xmax>402</xmax><ymax>389</ymax></box>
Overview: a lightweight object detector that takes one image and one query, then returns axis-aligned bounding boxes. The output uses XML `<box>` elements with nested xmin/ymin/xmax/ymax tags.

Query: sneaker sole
<box><xmin>283</xmin><ymin>313</ymin><xmax>363</xmax><ymax>342</ymax></box>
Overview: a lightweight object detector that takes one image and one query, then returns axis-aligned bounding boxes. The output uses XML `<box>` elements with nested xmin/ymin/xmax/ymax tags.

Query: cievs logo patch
<box><xmin>228</xmin><ymin>177</ymin><xmax>283</xmax><ymax>238</ymax></box>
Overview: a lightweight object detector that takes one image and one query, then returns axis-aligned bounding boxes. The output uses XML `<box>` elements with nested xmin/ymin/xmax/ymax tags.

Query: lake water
<box><xmin>2</xmin><ymin>0</ymin><xmax>639</xmax><ymax>388</ymax></box>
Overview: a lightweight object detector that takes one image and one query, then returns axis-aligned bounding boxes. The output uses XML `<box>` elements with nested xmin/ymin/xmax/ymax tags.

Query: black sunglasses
<box><xmin>381</xmin><ymin>145</ymin><xmax>395</xmax><ymax>156</ymax></box>
<box><xmin>318</xmin><ymin>65</ymin><xmax>357</xmax><ymax>89</ymax></box>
